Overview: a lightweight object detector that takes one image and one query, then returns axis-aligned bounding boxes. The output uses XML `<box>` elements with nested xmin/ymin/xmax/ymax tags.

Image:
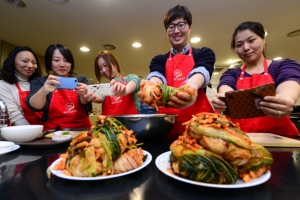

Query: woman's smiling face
<box><xmin>51</xmin><ymin>49</ymin><xmax>71</xmax><ymax>77</ymax></box>
<box><xmin>98</xmin><ymin>57</ymin><xmax>118</xmax><ymax>79</ymax></box>
<box><xmin>14</xmin><ymin>51</ymin><xmax>37</xmax><ymax>77</ymax></box>
<box><xmin>234</xmin><ymin>29</ymin><xmax>265</xmax><ymax>63</ymax></box>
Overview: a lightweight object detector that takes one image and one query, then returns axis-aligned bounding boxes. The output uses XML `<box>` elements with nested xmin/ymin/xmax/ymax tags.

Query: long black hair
<box><xmin>0</xmin><ymin>46</ymin><xmax>42</xmax><ymax>84</ymax></box>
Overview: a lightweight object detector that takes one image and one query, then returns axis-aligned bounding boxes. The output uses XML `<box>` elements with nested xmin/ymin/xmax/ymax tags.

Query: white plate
<box><xmin>50</xmin><ymin>150</ymin><xmax>152</xmax><ymax>180</ymax></box>
<box><xmin>45</xmin><ymin>131</ymin><xmax>83</xmax><ymax>139</ymax></box>
<box><xmin>0</xmin><ymin>145</ymin><xmax>20</xmax><ymax>156</ymax></box>
<box><xmin>0</xmin><ymin>141</ymin><xmax>15</xmax><ymax>153</ymax></box>
<box><xmin>155</xmin><ymin>151</ymin><xmax>271</xmax><ymax>188</ymax></box>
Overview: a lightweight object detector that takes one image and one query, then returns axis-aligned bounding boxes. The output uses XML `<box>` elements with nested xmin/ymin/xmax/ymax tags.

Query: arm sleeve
<box><xmin>217</xmin><ymin>68</ymin><xmax>242</xmax><ymax>91</ymax></box>
<box><xmin>188</xmin><ymin>67</ymin><xmax>210</xmax><ymax>88</ymax></box>
<box><xmin>125</xmin><ymin>74</ymin><xmax>141</xmax><ymax>92</ymax></box>
<box><xmin>14</xmin><ymin>118</ymin><xmax>30</xmax><ymax>126</ymax></box>
<box><xmin>192</xmin><ymin>47</ymin><xmax>216</xmax><ymax>77</ymax></box>
<box><xmin>186</xmin><ymin>47</ymin><xmax>215</xmax><ymax>88</ymax></box>
<box><xmin>124</xmin><ymin>74</ymin><xmax>141</xmax><ymax>112</ymax></box>
<box><xmin>0</xmin><ymin>81</ymin><xmax>29</xmax><ymax>124</ymax></box>
<box><xmin>76</xmin><ymin>75</ymin><xmax>90</xmax><ymax>85</ymax></box>
<box><xmin>147</xmin><ymin>54</ymin><xmax>168</xmax><ymax>84</ymax></box>
<box><xmin>271</xmin><ymin>59</ymin><xmax>300</xmax><ymax>88</ymax></box>
<box><xmin>146</xmin><ymin>72</ymin><xmax>167</xmax><ymax>84</ymax></box>
<box><xmin>149</xmin><ymin>54</ymin><xmax>168</xmax><ymax>76</ymax></box>
<box><xmin>25</xmin><ymin>77</ymin><xmax>49</xmax><ymax>112</ymax></box>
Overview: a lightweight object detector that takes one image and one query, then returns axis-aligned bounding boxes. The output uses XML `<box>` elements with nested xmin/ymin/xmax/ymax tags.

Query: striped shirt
<box><xmin>218</xmin><ymin>59</ymin><xmax>300</xmax><ymax>91</ymax></box>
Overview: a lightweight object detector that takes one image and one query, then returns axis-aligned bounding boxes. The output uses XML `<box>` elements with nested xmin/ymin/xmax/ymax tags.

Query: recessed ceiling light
<box><xmin>5</xmin><ymin>0</ymin><xmax>26</xmax><ymax>8</ymax></box>
<box><xmin>49</xmin><ymin>0</ymin><xmax>69</xmax><ymax>3</ymax></box>
<box><xmin>273</xmin><ymin>57</ymin><xmax>282</xmax><ymax>60</ymax></box>
<box><xmin>190</xmin><ymin>37</ymin><xmax>201</xmax><ymax>43</ymax></box>
<box><xmin>287</xmin><ymin>30</ymin><xmax>300</xmax><ymax>37</ymax></box>
<box><xmin>213</xmin><ymin>72</ymin><xmax>219</xmax><ymax>75</ymax></box>
<box><xmin>80</xmin><ymin>47</ymin><xmax>90</xmax><ymax>52</ymax></box>
<box><xmin>103</xmin><ymin>44</ymin><xmax>116</xmax><ymax>50</ymax></box>
<box><xmin>132</xmin><ymin>42</ymin><xmax>142</xmax><ymax>48</ymax></box>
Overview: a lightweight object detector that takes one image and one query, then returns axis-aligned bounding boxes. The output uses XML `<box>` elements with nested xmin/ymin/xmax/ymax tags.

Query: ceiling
<box><xmin>0</xmin><ymin>0</ymin><xmax>299</xmax><ymax>85</ymax></box>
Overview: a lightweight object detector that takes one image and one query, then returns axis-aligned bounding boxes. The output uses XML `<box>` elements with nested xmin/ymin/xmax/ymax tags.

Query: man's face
<box><xmin>166</xmin><ymin>17</ymin><xmax>191</xmax><ymax>52</ymax></box>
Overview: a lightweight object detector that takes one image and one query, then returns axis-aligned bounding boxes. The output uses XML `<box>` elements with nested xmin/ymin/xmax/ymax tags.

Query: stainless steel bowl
<box><xmin>113</xmin><ymin>114</ymin><xmax>176</xmax><ymax>141</ymax></box>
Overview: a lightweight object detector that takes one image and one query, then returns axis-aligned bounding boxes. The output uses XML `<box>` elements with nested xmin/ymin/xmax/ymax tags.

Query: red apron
<box><xmin>233</xmin><ymin>59</ymin><xmax>299</xmax><ymax>138</ymax></box>
<box><xmin>102</xmin><ymin>77</ymin><xmax>138</xmax><ymax>115</ymax></box>
<box><xmin>158</xmin><ymin>48</ymin><xmax>214</xmax><ymax>139</ymax></box>
<box><xmin>43</xmin><ymin>89</ymin><xmax>92</xmax><ymax>130</ymax></box>
<box><xmin>15</xmin><ymin>83</ymin><xmax>42</xmax><ymax>125</ymax></box>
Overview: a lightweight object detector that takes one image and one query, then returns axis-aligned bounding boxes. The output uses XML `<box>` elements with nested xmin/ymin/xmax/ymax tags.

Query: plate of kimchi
<box><xmin>50</xmin><ymin>150</ymin><xmax>151</xmax><ymax>181</ymax></box>
<box><xmin>155</xmin><ymin>112</ymin><xmax>273</xmax><ymax>188</ymax></box>
<box><xmin>47</xmin><ymin>115</ymin><xmax>152</xmax><ymax>180</ymax></box>
<box><xmin>156</xmin><ymin>151</ymin><xmax>270</xmax><ymax>188</ymax></box>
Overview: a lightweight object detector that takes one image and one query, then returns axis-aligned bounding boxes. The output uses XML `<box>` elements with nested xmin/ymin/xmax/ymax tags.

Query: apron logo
<box><xmin>174</xmin><ymin>69</ymin><xmax>182</xmax><ymax>78</ymax></box>
<box><xmin>65</xmin><ymin>103</ymin><xmax>75</xmax><ymax>111</ymax></box>
<box><xmin>173</xmin><ymin>69</ymin><xmax>186</xmax><ymax>81</ymax></box>
<box><xmin>111</xmin><ymin>96</ymin><xmax>123</xmax><ymax>104</ymax></box>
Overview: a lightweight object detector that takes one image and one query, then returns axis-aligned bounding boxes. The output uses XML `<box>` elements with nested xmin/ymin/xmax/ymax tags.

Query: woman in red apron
<box><xmin>141</xmin><ymin>5</ymin><xmax>215</xmax><ymax>141</ymax></box>
<box><xmin>212</xmin><ymin>21</ymin><xmax>300</xmax><ymax>138</ymax></box>
<box><xmin>85</xmin><ymin>51</ymin><xmax>140</xmax><ymax>115</ymax></box>
<box><xmin>26</xmin><ymin>44</ymin><xmax>92</xmax><ymax>130</ymax></box>
<box><xmin>0</xmin><ymin>46</ymin><xmax>43</xmax><ymax>126</ymax></box>
<box><xmin>15</xmin><ymin>83</ymin><xmax>42</xmax><ymax>125</ymax></box>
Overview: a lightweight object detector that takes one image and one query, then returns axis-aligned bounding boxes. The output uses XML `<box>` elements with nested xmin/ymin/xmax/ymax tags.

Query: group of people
<box><xmin>1</xmin><ymin>5</ymin><xmax>299</xmax><ymax>140</ymax></box>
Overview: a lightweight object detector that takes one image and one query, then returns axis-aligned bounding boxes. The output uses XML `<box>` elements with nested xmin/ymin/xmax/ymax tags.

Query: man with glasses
<box><xmin>144</xmin><ymin>5</ymin><xmax>216</xmax><ymax>141</ymax></box>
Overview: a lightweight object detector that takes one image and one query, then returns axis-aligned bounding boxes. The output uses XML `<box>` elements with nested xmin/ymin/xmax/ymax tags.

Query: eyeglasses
<box><xmin>166</xmin><ymin>22</ymin><xmax>187</xmax><ymax>32</ymax></box>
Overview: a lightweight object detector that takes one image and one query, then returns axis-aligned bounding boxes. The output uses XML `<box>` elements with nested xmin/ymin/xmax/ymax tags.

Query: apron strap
<box><xmin>239</xmin><ymin>58</ymin><xmax>268</xmax><ymax>80</ymax></box>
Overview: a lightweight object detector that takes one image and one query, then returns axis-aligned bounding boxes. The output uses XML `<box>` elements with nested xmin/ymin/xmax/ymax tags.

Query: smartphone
<box><xmin>87</xmin><ymin>83</ymin><xmax>114</xmax><ymax>97</ymax></box>
<box><xmin>53</xmin><ymin>77</ymin><xmax>78</xmax><ymax>90</ymax></box>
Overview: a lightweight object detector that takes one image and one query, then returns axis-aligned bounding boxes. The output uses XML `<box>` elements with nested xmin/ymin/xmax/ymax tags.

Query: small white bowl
<box><xmin>52</xmin><ymin>135</ymin><xmax>72</xmax><ymax>142</ymax></box>
<box><xmin>1</xmin><ymin>125</ymin><xmax>43</xmax><ymax>143</ymax></box>
<box><xmin>52</xmin><ymin>131</ymin><xmax>72</xmax><ymax>142</ymax></box>
<box><xmin>53</xmin><ymin>131</ymin><xmax>62</xmax><ymax>137</ymax></box>
<box><xmin>0</xmin><ymin>141</ymin><xmax>15</xmax><ymax>153</ymax></box>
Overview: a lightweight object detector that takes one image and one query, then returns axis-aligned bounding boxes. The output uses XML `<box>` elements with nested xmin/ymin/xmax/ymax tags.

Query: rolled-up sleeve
<box><xmin>126</xmin><ymin>74</ymin><xmax>141</xmax><ymax>92</ymax></box>
<box><xmin>146</xmin><ymin>72</ymin><xmax>167</xmax><ymax>84</ymax></box>
<box><xmin>188</xmin><ymin>67</ymin><xmax>210</xmax><ymax>88</ymax></box>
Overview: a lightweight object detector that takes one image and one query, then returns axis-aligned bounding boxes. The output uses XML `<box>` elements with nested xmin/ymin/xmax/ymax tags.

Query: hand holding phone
<box><xmin>218</xmin><ymin>96</ymin><xmax>230</xmax><ymax>115</ymax></box>
<box><xmin>53</xmin><ymin>77</ymin><xmax>78</xmax><ymax>90</ymax></box>
<box><xmin>223</xmin><ymin>83</ymin><xmax>275</xmax><ymax>119</ymax></box>
<box><xmin>87</xmin><ymin>83</ymin><xmax>114</xmax><ymax>97</ymax></box>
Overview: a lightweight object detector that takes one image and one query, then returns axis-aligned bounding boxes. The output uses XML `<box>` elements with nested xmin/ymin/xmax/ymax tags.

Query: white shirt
<box><xmin>0</xmin><ymin>72</ymin><xmax>30</xmax><ymax>125</ymax></box>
